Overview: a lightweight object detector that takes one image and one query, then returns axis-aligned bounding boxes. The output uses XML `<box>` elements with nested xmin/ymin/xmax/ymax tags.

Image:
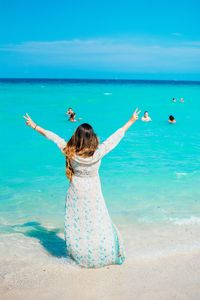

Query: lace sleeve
<box><xmin>44</xmin><ymin>130</ymin><xmax>67</xmax><ymax>151</ymax></box>
<box><xmin>95</xmin><ymin>128</ymin><xmax>125</xmax><ymax>159</ymax></box>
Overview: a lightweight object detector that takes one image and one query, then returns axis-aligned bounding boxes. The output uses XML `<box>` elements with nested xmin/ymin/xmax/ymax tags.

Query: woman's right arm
<box><xmin>23</xmin><ymin>113</ymin><xmax>67</xmax><ymax>151</ymax></box>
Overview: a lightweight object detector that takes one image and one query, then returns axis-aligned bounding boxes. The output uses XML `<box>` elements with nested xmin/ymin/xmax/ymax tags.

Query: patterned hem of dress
<box><xmin>112</xmin><ymin>223</ymin><xmax>126</xmax><ymax>265</ymax></box>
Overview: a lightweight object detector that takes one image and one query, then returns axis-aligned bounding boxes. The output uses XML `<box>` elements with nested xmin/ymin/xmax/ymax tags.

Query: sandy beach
<box><xmin>1</xmin><ymin>222</ymin><xmax>200</xmax><ymax>300</ymax></box>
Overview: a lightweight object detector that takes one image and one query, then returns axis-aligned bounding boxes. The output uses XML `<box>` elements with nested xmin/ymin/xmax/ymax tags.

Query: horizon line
<box><xmin>0</xmin><ymin>77</ymin><xmax>200</xmax><ymax>84</ymax></box>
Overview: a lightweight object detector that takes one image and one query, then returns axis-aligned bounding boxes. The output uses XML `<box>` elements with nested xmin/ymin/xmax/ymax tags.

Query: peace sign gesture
<box><xmin>132</xmin><ymin>108</ymin><xmax>141</xmax><ymax>121</ymax></box>
<box><xmin>122</xmin><ymin>107</ymin><xmax>141</xmax><ymax>132</ymax></box>
<box><xmin>23</xmin><ymin>113</ymin><xmax>36</xmax><ymax>129</ymax></box>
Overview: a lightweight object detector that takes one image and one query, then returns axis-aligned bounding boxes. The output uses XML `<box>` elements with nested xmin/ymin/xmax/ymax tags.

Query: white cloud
<box><xmin>0</xmin><ymin>38</ymin><xmax>200</xmax><ymax>73</ymax></box>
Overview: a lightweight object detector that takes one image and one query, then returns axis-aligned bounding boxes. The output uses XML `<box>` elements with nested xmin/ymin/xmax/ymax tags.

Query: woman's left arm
<box><xmin>95</xmin><ymin>108</ymin><xmax>141</xmax><ymax>158</ymax></box>
<box><xmin>23</xmin><ymin>113</ymin><xmax>67</xmax><ymax>151</ymax></box>
<box><xmin>121</xmin><ymin>108</ymin><xmax>141</xmax><ymax>132</ymax></box>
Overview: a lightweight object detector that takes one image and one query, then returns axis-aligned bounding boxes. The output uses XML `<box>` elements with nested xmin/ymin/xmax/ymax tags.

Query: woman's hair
<box><xmin>64</xmin><ymin>123</ymin><xmax>99</xmax><ymax>181</ymax></box>
<box><xmin>169</xmin><ymin>115</ymin><xmax>175</xmax><ymax>121</ymax></box>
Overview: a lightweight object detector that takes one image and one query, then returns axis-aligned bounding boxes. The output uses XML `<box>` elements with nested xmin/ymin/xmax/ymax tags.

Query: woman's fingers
<box><xmin>23</xmin><ymin>113</ymin><xmax>32</xmax><ymax>126</ymax></box>
<box><xmin>23</xmin><ymin>114</ymin><xmax>30</xmax><ymax>120</ymax></box>
<box><xmin>24</xmin><ymin>113</ymin><xmax>31</xmax><ymax>119</ymax></box>
<box><xmin>23</xmin><ymin>113</ymin><xmax>32</xmax><ymax>121</ymax></box>
<box><xmin>133</xmin><ymin>108</ymin><xmax>141</xmax><ymax>115</ymax></box>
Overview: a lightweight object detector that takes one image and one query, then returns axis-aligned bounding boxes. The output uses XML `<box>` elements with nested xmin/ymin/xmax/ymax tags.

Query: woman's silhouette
<box><xmin>23</xmin><ymin>108</ymin><xmax>140</xmax><ymax>268</ymax></box>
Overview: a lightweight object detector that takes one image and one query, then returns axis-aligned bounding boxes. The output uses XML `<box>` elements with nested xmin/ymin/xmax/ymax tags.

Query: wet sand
<box><xmin>1</xmin><ymin>223</ymin><xmax>200</xmax><ymax>300</ymax></box>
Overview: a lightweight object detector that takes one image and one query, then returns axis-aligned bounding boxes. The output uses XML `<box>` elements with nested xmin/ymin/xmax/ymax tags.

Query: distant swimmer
<box><xmin>69</xmin><ymin>112</ymin><xmax>77</xmax><ymax>122</ymax></box>
<box><xmin>172</xmin><ymin>97</ymin><xmax>177</xmax><ymax>103</ymax></box>
<box><xmin>66</xmin><ymin>107</ymin><xmax>74</xmax><ymax>118</ymax></box>
<box><xmin>66</xmin><ymin>107</ymin><xmax>77</xmax><ymax>122</ymax></box>
<box><xmin>180</xmin><ymin>98</ymin><xmax>184</xmax><ymax>103</ymax></box>
<box><xmin>168</xmin><ymin>115</ymin><xmax>176</xmax><ymax>124</ymax></box>
<box><xmin>141</xmin><ymin>111</ymin><xmax>152</xmax><ymax>122</ymax></box>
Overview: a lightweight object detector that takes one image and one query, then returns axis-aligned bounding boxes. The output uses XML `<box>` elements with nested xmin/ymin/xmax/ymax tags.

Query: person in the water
<box><xmin>69</xmin><ymin>112</ymin><xmax>77</xmax><ymax>122</ymax></box>
<box><xmin>180</xmin><ymin>98</ymin><xmax>184</xmax><ymax>103</ymax></box>
<box><xmin>141</xmin><ymin>111</ymin><xmax>152</xmax><ymax>122</ymax></box>
<box><xmin>66</xmin><ymin>107</ymin><xmax>74</xmax><ymax>118</ymax></box>
<box><xmin>168</xmin><ymin>115</ymin><xmax>176</xmax><ymax>124</ymax></box>
<box><xmin>172</xmin><ymin>97</ymin><xmax>177</xmax><ymax>103</ymax></box>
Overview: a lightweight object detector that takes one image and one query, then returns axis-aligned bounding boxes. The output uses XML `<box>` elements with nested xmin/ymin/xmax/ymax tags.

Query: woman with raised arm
<box><xmin>23</xmin><ymin>108</ymin><xmax>140</xmax><ymax>268</ymax></box>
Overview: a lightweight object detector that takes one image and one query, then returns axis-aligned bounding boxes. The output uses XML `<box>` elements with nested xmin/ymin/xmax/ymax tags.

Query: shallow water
<box><xmin>0</xmin><ymin>79</ymin><xmax>200</xmax><ymax>235</ymax></box>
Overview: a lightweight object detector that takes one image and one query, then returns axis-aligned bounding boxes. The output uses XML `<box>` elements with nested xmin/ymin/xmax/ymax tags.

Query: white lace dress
<box><xmin>44</xmin><ymin>127</ymin><xmax>126</xmax><ymax>268</ymax></box>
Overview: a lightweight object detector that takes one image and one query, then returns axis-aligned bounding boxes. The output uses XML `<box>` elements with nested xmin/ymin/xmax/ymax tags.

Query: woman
<box><xmin>69</xmin><ymin>112</ymin><xmax>76</xmax><ymax>122</ymax></box>
<box><xmin>66</xmin><ymin>107</ymin><xmax>74</xmax><ymax>117</ymax></box>
<box><xmin>23</xmin><ymin>108</ymin><xmax>140</xmax><ymax>268</ymax></box>
<box><xmin>141</xmin><ymin>111</ymin><xmax>152</xmax><ymax>122</ymax></box>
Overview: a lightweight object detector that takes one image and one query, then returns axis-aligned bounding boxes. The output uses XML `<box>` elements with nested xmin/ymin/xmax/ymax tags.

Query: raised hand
<box><xmin>132</xmin><ymin>108</ymin><xmax>141</xmax><ymax>121</ymax></box>
<box><xmin>23</xmin><ymin>113</ymin><xmax>36</xmax><ymax>129</ymax></box>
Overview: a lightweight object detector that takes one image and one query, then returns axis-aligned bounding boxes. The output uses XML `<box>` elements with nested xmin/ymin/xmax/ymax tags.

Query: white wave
<box><xmin>175</xmin><ymin>172</ymin><xmax>188</xmax><ymax>178</ymax></box>
<box><xmin>170</xmin><ymin>216</ymin><xmax>200</xmax><ymax>225</ymax></box>
<box><xmin>103</xmin><ymin>92</ymin><xmax>112</xmax><ymax>96</ymax></box>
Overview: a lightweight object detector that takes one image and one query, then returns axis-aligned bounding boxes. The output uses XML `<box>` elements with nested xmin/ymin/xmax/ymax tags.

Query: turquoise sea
<box><xmin>0</xmin><ymin>79</ymin><xmax>200</xmax><ymax>236</ymax></box>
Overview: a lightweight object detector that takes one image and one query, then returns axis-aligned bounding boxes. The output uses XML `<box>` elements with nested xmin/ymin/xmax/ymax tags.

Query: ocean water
<box><xmin>0</xmin><ymin>79</ymin><xmax>200</xmax><ymax>236</ymax></box>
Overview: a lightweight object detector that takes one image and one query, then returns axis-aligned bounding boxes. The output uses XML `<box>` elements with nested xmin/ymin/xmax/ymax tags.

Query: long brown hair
<box><xmin>64</xmin><ymin>123</ymin><xmax>99</xmax><ymax>181</ymax></box>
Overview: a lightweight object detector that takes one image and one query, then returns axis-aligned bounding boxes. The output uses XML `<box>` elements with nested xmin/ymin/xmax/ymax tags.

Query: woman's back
<box><xmin>23</xmin><ymin>109</ymin><xmax>140</xmax><ymax>267</ymax></box>
<box><xmin>70</xmin><ymin>155</ymin><xmax>101</xmax><ymax>178</ymax></box>
<box><xmin>70</xmin><ymin>127</ymin><xmax>125</xmax><ymax>178</ymax></box>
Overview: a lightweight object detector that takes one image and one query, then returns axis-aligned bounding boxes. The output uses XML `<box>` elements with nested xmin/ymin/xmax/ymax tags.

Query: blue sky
<box><xmin>0</xmin><ymin>0</ymin><xmax>200</xmax><ymax>79</ymax></box>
